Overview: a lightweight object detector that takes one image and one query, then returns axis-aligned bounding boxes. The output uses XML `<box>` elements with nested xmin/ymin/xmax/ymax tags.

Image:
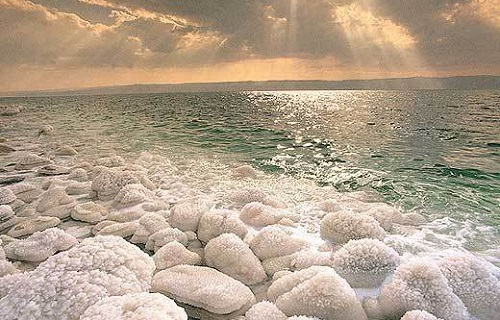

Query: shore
<box><xmin>1</xmin><ymin>113</ymin><xmax>500</xmax><ymax>320</ymax></box>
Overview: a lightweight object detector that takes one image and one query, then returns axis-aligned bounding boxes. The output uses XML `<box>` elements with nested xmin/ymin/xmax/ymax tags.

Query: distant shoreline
<box><xmin>1</xmin><ymin>75</ymin><xmax>499</xmax><ymax>98</ymax></box>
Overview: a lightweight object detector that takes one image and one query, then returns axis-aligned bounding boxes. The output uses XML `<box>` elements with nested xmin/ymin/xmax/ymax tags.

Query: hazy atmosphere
<box><xmin>1</xmin><ymin>0</ymin><xmax>499</xmax><ymax>92</ymax></box>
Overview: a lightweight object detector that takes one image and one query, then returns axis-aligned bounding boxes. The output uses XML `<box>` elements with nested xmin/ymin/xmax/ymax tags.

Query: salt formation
<box><xmin>80</xmin><ymin>292</ymin><xmax>188</xmax><ymax>320</ymax></box>
<box><xmin>68</xmin><ymin>168</ymin><xmax>89</xmax><ymax>182</ymax></box>
<box><xmin>401</xmin><ymin>310</ymin><xmax>442</xmax><ymax>320</ymax></box>
<box><xmin>240</xmin><ymin>202</ymin><xmax>294</xmax><ymax>227</ymax></box>
<box><xmin>331</xmin><ymin>238</ymin><xmax>400</xmax><ymax>287</ymax></box>
<box><xmin>130</xmin><ymin>212</ymin><xmax>170</xmax><ymax>244</ymax></box>
<box><xmin>7</xmin><ymin>216</ymin><xmax>61</xmax><ymax>237</ymax></box>
<box><xmin>262</xmin><ymin>255</ymin><xmax>294</xmax><ymax>276</ymax></box>
<box><xmin>90</xmin><ymin>167</ymin><xmax>141</xmax><ymax>200</ymax></box>
<box><xmin>36</xmin><ymin>187</ymin><xmax>75</xmax><ymax>219</ymax></box>
<box><xmin>146</xmin><ymin>228</ymin><xmax>188</xmax><ymax>252</ymax></box>
<box><xmin>66</xmin><ymin>181</ymin><xmax>91</xmax><ymax>195</ymax></box>
<box><xmin>0</xmin><ymin>236</ymin><xmax>155</xmax><ymax>320</ymax></box>
<box><xmin>320</xmin><ymin>211</ymin><xmax>386</xmax><ymax>243</ymax></box>
<box><xmin>152</xmin><ymin>265</ymin><xmax>256</xmax><ymax>315</ymax></box>
<box><xmin>153</xmin><ymin>241</ymin><xmax>201</xmax><ymax>270</ymax></box>
<box><xmin>250</xmin><ymin>226</ymin><xmax>309</xmax><ymax>260</ymax></box>
<box><xmin>0</xmin><ymin>245</ymin><xmax>18</xmax><ymax>277</ymax></box>
<box><xmin>378</xmin><ymin>261</ymin><xmax>468</xmax><ymax>319</ymax></box>
<box><xmin>8</xmin><ymin>183</ymin><xmax>43</xmax><ymax>203</ymax></box>
<box><xmin>229</xmin><ymin>189</ymin><xmax>287</xmax><ymax>208</ymax></box>
<box><xmin>290</xmin><ymin>249</ymin><xmax>332</xmax><ymax>270</ymax></box>
<box><xmin>95</xmin><ymin>155</ymin><xmax>125</xmax><ymax>167</ymax></box>
<box><xmin>4</xmin><ymin>228</ymin><xmax>77</xmax><ymax>262</ymax></box>
<box><xmin>439</xmin><ymin>254</ymin><xmax>500</xmax><ymax>320</ymax></box>
<box><xmin>0</xmin><ymin>105</ymin><xmax>21</xmax><ymax>116</ymax></box>
<box><xmin>205</xmin><ymin>233</ymin><xmax>267</xmax><ymax>285</ymax></box>
<box><xmin>168</xmin><ymin>197</ymin><xmax>212</xmax><ymax>232</ymax></box>
<box><xmin>0</xmin><ymin>143</ymin><xmax>15</xmax><ymax>154</ymax></box>
<box><xmin>95</xmin><ymin>221</ymin><xmax>139</xmax><ymax>238</ymax></box>
<box><xmin>197</xmin><ymin>209</ymin><xmax>248</xmax><ymax>243</ymax></box>
<box><xmin>55</xmin><ymin>145</ymin><xmax>78</xmax><ymax>156</ymax></box>
<box><xmin>245</xmin><ymin>301</ymin><xmax>287</xmax><ymax>320</ymax></box>
<box><xmin>113</xmin><ymin>183</ymin><xmax>155</xmax><ymax>208</ymax></box>
<box><xmin>232</xmin><ymin>164</ymin><xmax>258</xmax><ymax>179</ymax></box>
<box><xmin>267</xmin><ymin>266</ymin><xmax>367</xmax><ymax>320</ymax></box>
<box><xmin>0</xmin><ymin>187</ymin><xmax>16</xmax><ymax>205</ymax></box>
<box><xmin>71</xmin><ymin>202</ymin><xmax>108</xmax><ymax>223</ymax></box>
<box><xmin>14</xmin><ymin>152</ymin><xmax>52</xmax><ymax>169</ymax></box>
<box><xmin>0</xmin><ymin>205</ymin><xmax>17</xmax><ymax>233</ymax></box>
<box><xmin>37</xmin><ymin>164</ymin><xmax>71</xmax><ymax>175</ymax></box>
<box><xmin>38</xmin><ymin>124</ymin><xmax>54</xmax><ymax>135</ymax></box>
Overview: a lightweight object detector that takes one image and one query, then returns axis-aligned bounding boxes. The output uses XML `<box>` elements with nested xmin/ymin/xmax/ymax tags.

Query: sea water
<box><xmin>1</xmin><ymin>89</ymin><xmax>499</xmax><ymax>264</ymax></box>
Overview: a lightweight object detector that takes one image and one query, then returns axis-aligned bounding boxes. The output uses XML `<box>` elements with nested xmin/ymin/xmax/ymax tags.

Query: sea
<box><xmin>1</xmin><ymin>89</ymin><xmax>499</xmax><ymax>264</ymax></box>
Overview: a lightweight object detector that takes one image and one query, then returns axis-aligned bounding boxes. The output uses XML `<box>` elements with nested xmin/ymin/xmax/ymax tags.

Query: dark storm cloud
<box><xmin>0</xmin><ymin>0</ymin><xmax>499</xmax><ymax>71</ymax></box>
<box><xmin>369</xmin><ymin>0</ymin><xmax>500</xmax><ymax>68</ymax></box>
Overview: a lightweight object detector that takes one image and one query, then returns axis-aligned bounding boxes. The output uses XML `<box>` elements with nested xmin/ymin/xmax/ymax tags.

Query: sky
<box><xmin>0</xmin><ymin>0</ymin><xmax>499</xmax><ymax>92</ymax></box>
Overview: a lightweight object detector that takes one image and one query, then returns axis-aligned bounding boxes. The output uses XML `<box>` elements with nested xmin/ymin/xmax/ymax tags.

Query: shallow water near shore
<box><xmin>2</xmin><ymin>90</ymin><xmax>499</xmax><ymax>222</ymax></box>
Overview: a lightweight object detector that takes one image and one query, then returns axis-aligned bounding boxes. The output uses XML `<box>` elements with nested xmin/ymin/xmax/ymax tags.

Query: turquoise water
<box><xmin>1</xmin><ymin>90</ymin><xmax>499</xmax><ymax>226</ymax></box>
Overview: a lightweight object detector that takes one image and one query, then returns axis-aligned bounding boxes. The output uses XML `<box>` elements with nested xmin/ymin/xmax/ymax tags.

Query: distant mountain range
<box><xmin>2</xmin><ymin>75</ymin><xmax>500</xmax><ymax>97</ymax></box>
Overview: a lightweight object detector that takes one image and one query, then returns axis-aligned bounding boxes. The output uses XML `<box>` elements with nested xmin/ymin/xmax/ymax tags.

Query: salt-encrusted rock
<box><xmin>263</xmin><ymin>255</ymin><xmax>293</xmax><ymax>276</ymax></box>
<box><xmin>55</xmin><ymin>145</ymin><xmax>78</xmax><ymax>156</ymax></box>
<box><xmin>68</xmin><ymin>168</ymin><xmax>89</xmax><ymax>182</ymax></box>
<box><xmin>91</xmin><ymin>167</ymin><xmax>141</xmax><ymax>200</ymax></box>
<box><xmin>169</xmin><ymin>197</ymin><xmax>212</xmax><ymax>232</ymax></box>
<box><xmin>8</xmin><ymin>183</ymin><xmax>43</xmax><ymax>203</ymax></box>
<box><xmin>36</xmin><ymin>187</ymin><xmax>75</xmax><ymax>219</ymax></box>
<box><xmin>229</xmin><ymin>189</ymin><xmax>286</xmax><ymax>208</ymax></box>
<box><xmin>0</xmin><ymin>205</ymin><xmax>17</xmax><ymax>232</ymax></box>
<box><xmin>250</xmin><ymin>226</ymin><xmax>309</xmax><ymax>260</ymax></box>
<box><xmin>0</xmin><ymin>187</ymin><xmax>16</xmax><ymax>205</ymax></box>
<box><xmin>146</xmin><ymin>228</ymin><xmax>188</xmax><ymax>252</ymax></box>
<box><xmin>362</xmin><ymin>203</ymin><xmax>404</xmax><ymax>231</ymax></box>
<box><xmin>288</xmin><ymin>317</ymin><xmax>321</xmax><ymax>320</ymax></box>
<box><xmin>0</xmin><ymin>273</ymin><xmax>27</xmax><ymax>299</ymax></box>
<box><xmin>0</xmin><ymin>259</ymin><xmax>18</xmax><ymax>277</ymax></box>
<box><xmin>71</xmin><ymin>202</ymin><xmax>108</xmax><ymax>223</ymax></box>
<box><xmin>0</xmin><ymin>143</ymin><xmax>15</xmax><ymax>154</ymax></box>
<box><xmin>38</xmin><ymin>124</ymin><xmax>53</xmax><ymax>135</ymax></box>
<box><xmin>66</xmin><ymin>181</ymin><xmax>92</xmax><ymax>195</ymax></box>
<box><xmin>290</xmin><ymin>249</ymin><xmax>332</xmax><ymax>270</ymax></box>
<box><xmin>197</xmin><ymin>209</ymin><xmax>248</xmax><ymax>243</ymax></box>
<box><xmin>438</xmin><ymin>254</ymin><xmax>500</xmax><ymax>320</ymax></box>
<box><xmin>113</xmin><ymin>184</ymin><xmax>155</xmax><ymax>208</ymax></box>
<box><xmin>267</xmin><ymin>266</ymin><xmax>367</xmax><ymax>320</ymax></box>
<box><xmin>37</xmin><ymin>164</ymin><xmax>71</xmax><ymax>176</ymax></box>
<box><xmin>14</xmin><ymin>152</ymin><xmax>52</xmax><ymax>170</ymax></box>
<box><xmin>0</xmin><ymin>236</ymin><xmax>155</xmax><ymax>320</ymax></box>
<box><xmin>152</xmin><ymin>265</ymin><xmax>256</xmax><ymax>315</ymax></box>
<box><xmin>245</xmin><ymin>301</ymin><xmax>287</xmax><ymax>320</ymax></box>
<box><xmin>401</xmin><ymin>310</ymin><xmax>442</xmax><ymax>320</ymax></box>
<box><xmin>7</xmin><ymin>216</ymin><xmax>60</xmax><ymax>237</ymax></box>
<box><xmin>378</xmin><ymin>261</ymin><xmax>468</xmax><ymax>320</ymax></box>
<box><xmin>106</xmin><ymin>210</ymin><xmax>145</xmax><ymax>222</ymax></box>
<box><xmin>80</xmin><ymin>292</ymin><xmax>188</xmax><ymax>320</ymax></box>
<box><xmin>4</xmin><ymin>228</ymin><xmax>77</xmax><ymax>262</ymax></box>
<box><xmin>240</xmin><ymin>202</ymin><xmax>280</xmax><ymax>227</ymax></box>
<box><xmin>205</xmin><ymin>233</ymin><xmax>267</xmax><ymax>285</ymax></box>
<box><xmin>331</xmin><ymin>239</ymin><xmax>400</xmax><ymax>287</ymax></box>
<box><xmin>130</xmin><ymin>212</ymin><xmax>170</xmax><ymax>244</ymax></box>
<box><xmin>320</xmin><ymin>211</ymin><xmax>386</xmax><ymax>244</ymax></box>
<box><xmin>232</xmin><ymin>165</ymin><xmax>258</xmax><ymax>179</ymax></box>
<box><xmin>95</xmin><ymin>220</ymin><xmax>139</xmax><ymax>238</ymax></box>
<box><xmin>95</xmin><ymin>155</ymin><xmax>126</xmax><ymax>167</ymax></box>
<box><xmin>153</xmin><ymin>241</ymin><xmax>201</xmax><ymax>270</ymax></box>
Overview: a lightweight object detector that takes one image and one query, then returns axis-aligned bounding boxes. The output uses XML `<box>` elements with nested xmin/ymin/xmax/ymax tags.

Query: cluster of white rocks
<box><xmin>0</xmin><ymin>132</ymin><xmax>499</xmax><ymax>320</ymax></box>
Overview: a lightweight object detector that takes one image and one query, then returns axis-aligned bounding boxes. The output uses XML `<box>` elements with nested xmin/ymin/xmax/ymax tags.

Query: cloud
<box><xmin>0</xmin><ymin>0</ymin><xmax>499</xmax><ymax>92</ymax></box>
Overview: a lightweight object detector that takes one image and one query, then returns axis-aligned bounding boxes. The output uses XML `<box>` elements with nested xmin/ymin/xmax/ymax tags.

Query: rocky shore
<box><xmin>0</xmin><ymin>120</ymin><xmax>499</xmax><ymax>320</ymax></box>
